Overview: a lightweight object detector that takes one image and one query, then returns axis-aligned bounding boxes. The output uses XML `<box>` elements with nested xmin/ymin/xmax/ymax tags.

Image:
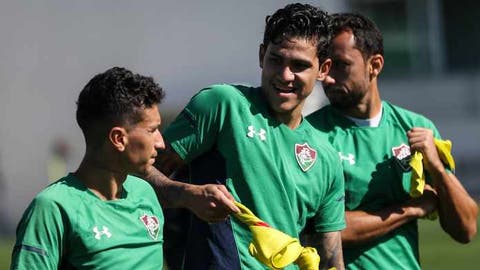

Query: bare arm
<box><xmin>143</xmin><ymin>145</ymin><xmax>239</xmax><ymax>222</ymax></box>
<box><xmin>408</xmin><ymin>127</ymin><xmax>478</xmax><ymax>243</ymax></box>
<box><xmin>341</xmin><ymin>186</ymin><xmax>437</xmax><ymax>247</ymax></box>
<box><xmin>307</xmin><ymin>231</ymin><xmax>344</xmax><ymax>270</ymax></box>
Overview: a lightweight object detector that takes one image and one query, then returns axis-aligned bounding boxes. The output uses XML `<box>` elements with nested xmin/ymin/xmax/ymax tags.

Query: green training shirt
<box><xmin>308</xmin><ymin>101</ymin><xmax>443</xmax><ymax>270</ymax></box>
<box><xmin>164</xmin><ymin>84</ymin><xmax>345</xmax><ymax>269</ymax></box>
<box><xmin>11</xmin><ymin>174</ymin><xmax>164</xmax><ymax>270</ymax></box>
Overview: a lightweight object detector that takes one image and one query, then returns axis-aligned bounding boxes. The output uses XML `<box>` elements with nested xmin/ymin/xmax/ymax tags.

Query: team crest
<box><xmin>140</xmin><ymin>214</ymin><xmax>160</xmax><ymax>240</ymax></box>
<box><xmin>295</xmin><ymin>143</ymin><xmax>317</xmax><ymax>172</ymax></box>
<box><xmin>392</xmin><ymin>143</ymin><xmax>412</xmax><ymax>171</ymax></box>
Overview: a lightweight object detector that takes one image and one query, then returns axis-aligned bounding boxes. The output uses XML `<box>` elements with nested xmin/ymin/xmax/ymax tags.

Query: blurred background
<box><xmin>1</xmin><ymin>0</ymin><xmax>479</xmax><ymax>268</ymax></box>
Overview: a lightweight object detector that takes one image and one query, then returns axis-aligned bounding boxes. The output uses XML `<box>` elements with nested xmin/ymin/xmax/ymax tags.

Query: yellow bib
<box><xmin>233</xmin><ymin>201</ymin><xmax>328</xmax><ymax>270</ymax></box>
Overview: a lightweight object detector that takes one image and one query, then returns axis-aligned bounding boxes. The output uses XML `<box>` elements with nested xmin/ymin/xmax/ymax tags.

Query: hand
<box><xmin>184</xmin><ymin>184</ymin><xmax>240</xmax><ymax>223</ymax></box>
<box><xmin>324</xmin><ymin>75</ymin><xmax>336</xmax><ymax>85</ymax></box>
<box><xmin>407</xmin><ymin>127</ymin><xmax>444</xmax><ymax>172</ymax></box>
<box><xmin>407</xmin><ymin>184</ymin><xmax>438</xmax><ymax>218</ymax></box>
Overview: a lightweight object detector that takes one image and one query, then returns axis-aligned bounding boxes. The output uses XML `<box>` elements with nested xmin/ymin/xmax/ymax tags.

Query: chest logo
<box><xmin>140</xmin><ymin>214</ymin><xmax>160</xmax><ymax>240</ymax></box>
<box><xmin>295</xmin><ymin>143</ymin><xmax>317</xmax><ymax>172</ymax></box>
<box><xmin>247</xmin><ymin>125</ymin><xmax>266</xmax><ymax>141</ymax></box>
<box><xmin>339</xmin><ymin>152</ymin><xmax>355</xmax><ymax>165</ymax></box>
<box><xmin>392</xmin><ymin>143</ymin><xmax>412</xmax><ymax>171</ymax></box>
<box><xmin>93</xmin><ymin>226</ymin><xmax>112</xmax><ymax>240</ymax></box>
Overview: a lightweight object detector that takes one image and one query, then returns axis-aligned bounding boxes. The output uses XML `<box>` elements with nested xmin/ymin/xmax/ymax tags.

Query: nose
<box><xmin>279</xmin><ymin>65</ymin><xmax>295</xmax><ymax>82</ymax></box>
<box><xmin>154</xmin><ymin>131</ymin><xmax>165</xmax><ymax>150</ymax></box>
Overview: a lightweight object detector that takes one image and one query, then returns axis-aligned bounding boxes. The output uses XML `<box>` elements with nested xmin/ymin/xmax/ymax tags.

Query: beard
<box><xmin>324</xmin><ymin>85</ymin><xmax>366</xmax><ymax>110</ymax></box>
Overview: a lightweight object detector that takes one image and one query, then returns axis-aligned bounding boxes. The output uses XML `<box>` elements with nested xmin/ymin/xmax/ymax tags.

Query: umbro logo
<box><xmin>339</xmin><ymin>152</ymin><xmax>355</xmax><ymax>165</ymax></box>
<box><xmin>92</xmin><ymin>226</ymin><xmax>112</xmax><ymax>240</ymax></box>
<box><xmin>247</xmin><ymin>125</ymin><xmax>266</xmax><ymax>141</ymax></box>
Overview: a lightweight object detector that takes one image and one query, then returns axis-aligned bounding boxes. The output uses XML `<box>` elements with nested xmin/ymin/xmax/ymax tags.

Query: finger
<box><xmin>215</xmin><ymin>185</ymin><xmax>240</xmax><ymax>213</ymax></box>
<box><xmin>324</xmin><ymin>75</ymin><xmax>335</xmax><ymax>85</ymax></box>
<box><xmin>216</xmin><ymin>185</ymin><xmax>235</xmax><ymax>200</ymax></box>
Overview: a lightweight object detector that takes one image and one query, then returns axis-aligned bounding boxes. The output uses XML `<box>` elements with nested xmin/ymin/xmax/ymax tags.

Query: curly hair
<box><xmin>263</xmin><ymin>3</ymin><xmax>331</xmax><ymax>61</ymax></box>
<box><xmin>76</xmin><ymin>67</ymin><xmax>165</xmax><ymax>144</ymax></box>
<box><xmin>330</xmin><ymin>13</ymin><xmax>384</xmax><ymax>59</ymax></box>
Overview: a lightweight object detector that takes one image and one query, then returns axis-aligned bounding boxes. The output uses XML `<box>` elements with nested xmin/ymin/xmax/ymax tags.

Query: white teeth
<box><xmin>275</xmin><ymin>86</ymin><xmax>294</xmax><ymax>93</ymax></box>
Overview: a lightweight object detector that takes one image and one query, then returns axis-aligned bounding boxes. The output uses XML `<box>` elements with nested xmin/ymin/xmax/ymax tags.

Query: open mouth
<box><xmin>274</xmin><ymin>85</ymin><xmax>296</xmax><ymax>94</ymax></box>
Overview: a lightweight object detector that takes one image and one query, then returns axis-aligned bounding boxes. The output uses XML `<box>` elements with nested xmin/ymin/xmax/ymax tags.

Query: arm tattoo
<box><xmin>308</xmin><ymin>231</ymin><xmax>344</xmax><ymax>270</ymax></box>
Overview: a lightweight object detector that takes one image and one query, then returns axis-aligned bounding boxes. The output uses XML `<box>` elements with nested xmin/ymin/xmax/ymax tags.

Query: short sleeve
<box><xmin>313</xmin><ymin>158</ymin><xmax>346</xmax><ymax>232</ymax></box>
<box><xmin>11</xmin><ymin>196</ymin><xmax>65</xmax><ymax>270</ymax></box>
<box><xmin>164</xmin><ymin>85</ymin><xmax>232</xmax><ymax>162</ymax></box>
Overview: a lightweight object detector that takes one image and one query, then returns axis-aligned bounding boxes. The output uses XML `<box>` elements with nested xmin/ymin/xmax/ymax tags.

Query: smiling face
<box><xmin>122</xmin><ymin>105</ymin><xmax>165</xmax><ymax>176</ymax></box>
<box><xmin>259</xmin><ymin>37</ymin><xmax>328</xmax><ymax>123</ymax></box>
<box><xmin>323</xmin><ymin>30</ymin><xmax>372</xmax><ymax>110</ymax></box>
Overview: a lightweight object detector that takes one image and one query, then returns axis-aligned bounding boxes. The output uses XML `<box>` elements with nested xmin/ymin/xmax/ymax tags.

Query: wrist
<box><xmin>177</xmin><ymin>183</ymin><xmax>198</xmax><ymax>210</ymax></box>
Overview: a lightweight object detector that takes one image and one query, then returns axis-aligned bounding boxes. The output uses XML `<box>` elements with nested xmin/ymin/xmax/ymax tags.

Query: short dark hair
<box><xmin>330</xmin><ymin>13</ymin><xmax>384</xmax><ymax>59</ymax></box>
<box><xmin>263</xmin><ymin>3</ymin><xmax>331</xmax><ymax>61</ymax></box>
<box><xmin>76</xmin><ymin>67</ymin><xmax>165</xmax><ymax>144</ymax></box>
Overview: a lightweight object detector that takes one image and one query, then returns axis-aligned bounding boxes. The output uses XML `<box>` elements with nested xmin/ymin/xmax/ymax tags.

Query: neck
<box><xmin>274</xmin><ymin>109</ymin><xmax>303</xmax><ymax>129</ymax></box>
<box><xmin>74</xmin><ymin>152</ymin><xmax>127</xmax><ymax>200</ymax></box>
<box><xmin>344</xmin><ymin>85</ymin><xmax>382</xmax><ymax>119</ymax></box>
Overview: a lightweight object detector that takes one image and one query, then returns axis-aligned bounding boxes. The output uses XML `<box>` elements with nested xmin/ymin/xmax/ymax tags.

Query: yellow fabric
<box><xmin>409</xmin><ymin>139</ymin><xmax>455</xmax><ymax>220</ymax></box>
<box><xmin>233</xmin><ymin>201</ymin><xmax>324</xmax><ymax>270</ymax></box>
<box><xmin>409</xmin><ymin>139</ymin><xmax>455</xmax><ymax>198</ymax></box>
<box><xmin>409</xmin><ymin>152</ymin><xmax>425</xmax><ymax>198</ymax></box>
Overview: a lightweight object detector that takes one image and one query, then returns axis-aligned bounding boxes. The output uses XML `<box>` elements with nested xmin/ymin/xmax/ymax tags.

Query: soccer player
<box><xmin>145</xmin><ymin>3</ymin><xmax>346</xmax><ymax>269</ymax></box>
<box><xmin>307</xmin><ymin>13</ymin><xmax>478</xmax><ymax>269</ymax></box>
<box><xmin>11</xmin><ymin>67</ymin><xmax>166</xmax><ymax>269</ymax></box>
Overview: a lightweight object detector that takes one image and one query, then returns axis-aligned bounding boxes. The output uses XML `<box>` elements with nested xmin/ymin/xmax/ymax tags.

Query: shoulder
<box><xmin>124</xmin><ymin>175</ymin><xmax>158</xmax><ymax>199</ymax></box>
<box><xmin>383</xmin><ymin>101</ymin><xmax>437</xmax><ymax>129</ymax></box>
<box><xmin>181</xmin><ymin>84</ymin><xmax>260</xmax><ymax>122</ymax></box>
<box><xmin>33</xmin><ymin>175</ymin><xmax>79</xmax><ymax>206</ymax></box>
<box><xmin>19</xmin><ymin>176</ymin><xmax>78</xmax><ymax>222</ymax></box>
<box><xmin>124</xmin><ymin>175</ymin><xmax>153</xmax><ymax>191</ymax></box>
<box><xmin>306</xmin><ymin>105</ymin><xmax>332</xmax><ymax>121</ymax></box>
<box><xmin>305</xmin><ymin>105</ymin><xmax>337</xmax><ymax>132</ymax></box>
<box><xmin>191</xmin><ymin>84</ymin><xmax>253</xmax><ymax>104</ymax></box>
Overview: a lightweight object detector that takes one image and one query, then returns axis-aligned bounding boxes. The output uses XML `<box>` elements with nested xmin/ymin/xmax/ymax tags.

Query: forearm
<box><xmin>309</xmin><ymin>231</ymin><xmax>344</xmax><ymax>270</ymax></box>
<box><xmin>430</xmin><ymin>169</ymin><xmax>478</xmax><ymax>243</ymax></box>
<box><xmin>144</xmin><ymin>164</ymin><xmax>239</xmax><ymax>222</ymax></box>
<box><xmin>342</xmin><ymin>206</ymin><xmax>418</xmax><ymax>247</ymax></box>
<box><xmin>144</xmin><ymin>166</ymin><xmax>191</xmax><ymax>208</ymax></box>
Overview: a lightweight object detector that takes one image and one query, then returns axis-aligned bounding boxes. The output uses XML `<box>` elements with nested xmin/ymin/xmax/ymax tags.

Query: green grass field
<box><xmin>1</xmin><ymin>215</ymin><xmax>479</xmax><ymax>269</ymax></box>
<box><xmin>418</xmin><ymin>217</ymin><xmax>480</xmax><ymax>269</ymax></box>
<box><xmin>0</xmin><ymin>237</ymin><xmax>13</xmax><ymax>269</ymax></box>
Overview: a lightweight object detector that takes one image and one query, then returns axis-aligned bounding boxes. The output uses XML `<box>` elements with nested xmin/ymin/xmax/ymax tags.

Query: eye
<box><xmin>332</xmin><ymin>60</ymin><xmax>349</xmax><ymax>70</ymax></box>
<box><xmin>267</xmin><ymin>55</ymin><xmax>282</xmax><ymax>65</ymax></box>
<box><xmin>290</xmin><ymin>61</ymin><xmax>311</xmax><ymax>73</ymax></box>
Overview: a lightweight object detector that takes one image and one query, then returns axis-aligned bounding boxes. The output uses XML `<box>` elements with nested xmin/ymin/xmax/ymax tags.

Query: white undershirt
<box><xmin>345</xmin><ymin>104</ymin><xmax>383</xmax><ymax>127</ymax></box>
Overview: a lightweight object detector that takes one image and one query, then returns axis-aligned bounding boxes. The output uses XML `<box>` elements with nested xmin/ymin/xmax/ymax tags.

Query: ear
<box><xmin>317</xmin><ymin>58</ymin><xmax>332</xmax><ymax>81</ymax></box>
<box><xmin>109</xmin><ymin>127</ymin><xmax>127</xmax><ymax>152</ymax></box>
<box><xmin>259</xmin><ymin>44</ymin><xmax>266</xmax><ymax>68</ymax></box>
<box><xmin>369</xmin><ymin>54</ymin><xmax>384</xmax><ymax>78</ymax></box>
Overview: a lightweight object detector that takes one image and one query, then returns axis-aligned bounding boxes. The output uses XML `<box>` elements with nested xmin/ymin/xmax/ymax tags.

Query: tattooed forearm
<box><xmin>307</xmin><ymin>231</ymin><xmax>344</xmax><ymax>270</ymax></box>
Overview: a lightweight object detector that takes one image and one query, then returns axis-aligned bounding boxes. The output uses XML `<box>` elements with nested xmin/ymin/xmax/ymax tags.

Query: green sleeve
<box><xmin>164</xmin><ymin>85</ymin><xmax>231</xmax><ymax>162</ymax></box>
<box><xmin>11</xmin><ymin>196</ymin><xmax>65</xmax><ymax>270</ymax></box>
<box><xmin>313</xmin><ymin>156</ymin><xmax>346</xmax><ymax>232</ymax></box>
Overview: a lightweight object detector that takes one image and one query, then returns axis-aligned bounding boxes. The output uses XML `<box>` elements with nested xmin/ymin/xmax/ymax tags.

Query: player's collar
<box><xmin>345</xmin><ymin>103</ymin><xmax>383</xmax><ymax>127</ymax></box>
